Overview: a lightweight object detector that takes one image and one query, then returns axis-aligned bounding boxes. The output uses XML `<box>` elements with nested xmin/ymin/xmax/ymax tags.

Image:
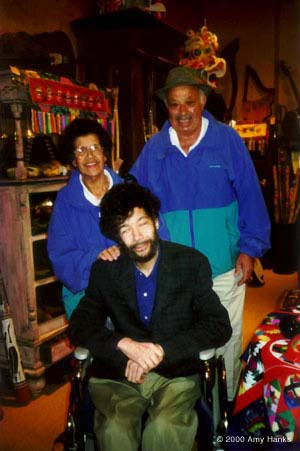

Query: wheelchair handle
<box><xmin>74</xmin><ymin>346</ymin><xmax>90</xmax><ymax>361</ymax></box>
<box><xmin>199</xmin><ymin>348</ymin><xmax>215</xmax><ymax>361</ymax></box>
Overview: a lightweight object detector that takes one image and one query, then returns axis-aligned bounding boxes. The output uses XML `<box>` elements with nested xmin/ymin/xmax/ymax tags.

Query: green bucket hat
<box><xmin>156</xmin><ymin>66</ymin><xmax>211</xmax><ymax>102</ymax></box>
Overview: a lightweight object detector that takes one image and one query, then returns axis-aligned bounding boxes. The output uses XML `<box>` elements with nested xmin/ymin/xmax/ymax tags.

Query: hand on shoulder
<box><xmin>98</xmin><ymin>245</ymin><xmax>120</xmax><ymax>261</ymax></box>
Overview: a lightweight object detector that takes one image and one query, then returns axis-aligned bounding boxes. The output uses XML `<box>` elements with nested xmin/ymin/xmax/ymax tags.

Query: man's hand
<box><xmin>117</xmin><ymin>338</ymin><xmax>164</xmax><ymax>372</ymax></box>
<box><xmin>125</xmin><ymin>360</ymin><xmax>146</xmax><ymax>384</ymax></box>
<box><xmin>97</xmin><ymin>245</ymin><xmax>120</xmax><ymax>261</ymax></box>
<box><xmin>235</xmin><ymin>253</ymin><xmax>254</xmax><ymax>286</ymax></box>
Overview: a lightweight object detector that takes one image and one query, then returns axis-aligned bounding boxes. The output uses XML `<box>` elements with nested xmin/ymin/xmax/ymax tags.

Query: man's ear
<box><xmin>72</xmin><ymin>159</ymin><xmax>77</xmax><ymax>168</ymax></box>
<box><xmin>155</xmin><ymin>218</ymin><xmax>159</xmax><ymax>230</ymax></box>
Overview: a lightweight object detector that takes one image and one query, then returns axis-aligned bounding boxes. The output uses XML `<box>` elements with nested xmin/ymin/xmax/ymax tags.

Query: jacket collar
<box><xmin>65</xmin><ymin>168</ymin><xmax>122</xmax><ymax>209</ymax></box>
<box><xmin>157</xmin><ymin>109</ymin><xmax>217</xmax><ymax>159</ymax></box>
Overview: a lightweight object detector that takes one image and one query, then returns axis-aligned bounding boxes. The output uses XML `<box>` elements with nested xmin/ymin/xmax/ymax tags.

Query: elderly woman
<box><xmin>47</xmin><ymin>118</ymin><xmax>123</xmax><ymax>318</ymax></box>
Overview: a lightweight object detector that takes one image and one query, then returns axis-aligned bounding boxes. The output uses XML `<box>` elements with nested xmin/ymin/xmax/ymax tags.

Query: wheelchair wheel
<box><xmin>52</xmin><ymin>357</ymin><xmax>95</xmax><ymax>451</ymax></box>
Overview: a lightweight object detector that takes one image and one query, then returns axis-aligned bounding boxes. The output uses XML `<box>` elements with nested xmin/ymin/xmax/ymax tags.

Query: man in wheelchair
<box><xmin>68</xmin><ymin>181</ymin><xmax>232</xmax><ymax>451</ymax></box>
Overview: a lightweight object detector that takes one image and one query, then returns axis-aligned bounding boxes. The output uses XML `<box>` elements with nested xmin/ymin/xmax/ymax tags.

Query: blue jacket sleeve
<box><xmin>227</xmin><ymin>128</ymin><xmax>271</xmax><ymax>257</ymax></box>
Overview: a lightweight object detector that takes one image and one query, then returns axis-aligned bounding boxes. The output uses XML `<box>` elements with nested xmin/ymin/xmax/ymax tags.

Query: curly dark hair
<box><xmin>100</xmin><ymin>181</ymin><xmax>161</xmax><ymax>242</ymax></box>
<box><xmin>63</xmin><ymin>118</ymin><xmax>112</xmax><ymax>162</ymax></box>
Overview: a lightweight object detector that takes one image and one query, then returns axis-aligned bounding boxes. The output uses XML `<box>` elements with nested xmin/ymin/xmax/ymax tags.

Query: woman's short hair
<box><xmin>100</xmin><ymin>181</ymin><xmax>161</xmax><ymax>243</ymax></box>
<box><xmin>63</xmin><ymin>118</ymin><xmax>112</xmax><ymax>162</ymax></box>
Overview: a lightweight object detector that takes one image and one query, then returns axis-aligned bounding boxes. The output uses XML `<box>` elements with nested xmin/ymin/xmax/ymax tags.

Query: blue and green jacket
<box><xmin>131</xmin><ymin>110</ymin><xmax>271</xmax><ymax>278</ymax></box>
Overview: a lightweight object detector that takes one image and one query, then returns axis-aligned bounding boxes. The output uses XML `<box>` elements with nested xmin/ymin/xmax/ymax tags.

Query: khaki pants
<box><xmin>89</xmin><ymin>372</ymin><xmax>201</xmax><ymax>451</ymax></box>
<box><xmin>213</xmin><ymin>268</ymin><xmax>246</xmax><ymax>401</ymax></box>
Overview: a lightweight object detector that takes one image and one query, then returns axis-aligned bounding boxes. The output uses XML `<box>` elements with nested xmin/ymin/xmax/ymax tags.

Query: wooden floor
<box><xmin>0</xmin><ymin>270</ymin><xmax>298</xmax><ymax>451</ymax></box>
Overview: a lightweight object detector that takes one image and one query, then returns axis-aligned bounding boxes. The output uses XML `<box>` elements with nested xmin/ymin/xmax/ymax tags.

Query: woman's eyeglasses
<box><xmin>74</xmin><ymin>144</ymin><xmax>103</xmax><ymax>156</ymax></box>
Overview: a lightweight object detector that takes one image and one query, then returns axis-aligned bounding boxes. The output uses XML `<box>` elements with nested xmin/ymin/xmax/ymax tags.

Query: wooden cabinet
<box><xmin>71</xmin><ymin>8</ymin><xmax>185</xmax><ymax>173</ymax></box>
<box><xmin>0</xmin><ymin>177</ymin><xmax>73</xmax><ymax>393</ymax></box>
<box><xmin>0</xmin><ymin>53</ymin><xmax>117</xmax><ymax>395</ymax></box>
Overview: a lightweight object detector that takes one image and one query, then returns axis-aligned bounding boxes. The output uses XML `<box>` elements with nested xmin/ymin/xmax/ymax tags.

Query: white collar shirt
<box><xmin>169</xmin><ymin>116</ymin><xmax>209</xmax><ymax>157</ymax></box>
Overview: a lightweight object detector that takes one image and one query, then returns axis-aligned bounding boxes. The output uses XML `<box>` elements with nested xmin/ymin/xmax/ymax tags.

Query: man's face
<box><xmin>119</xmin><ymin>207</ymin><xmax>159</xmax><ymax>263</ymax></box>
<box><xmin>166</xmin><ymin>85</ymin><xmax>206</xmax><ymax>136</ymax></box>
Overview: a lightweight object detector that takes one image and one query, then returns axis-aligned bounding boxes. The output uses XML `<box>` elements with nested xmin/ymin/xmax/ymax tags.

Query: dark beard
<box><xmin>122</xmin><ymin>234</ymin><xmax>159</xmax><ymax>263</ymax></box>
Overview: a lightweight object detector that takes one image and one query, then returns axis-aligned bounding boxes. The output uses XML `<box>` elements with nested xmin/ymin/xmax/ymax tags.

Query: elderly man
<box><xmin>130</xmin><ymin>66</ymin><xmax>271</xmax><ymax>401</ymax></box>
<box><xmin>68</xmin><ymin>181</ymin><xmax>232</xmax><ymax>451</ymax></box>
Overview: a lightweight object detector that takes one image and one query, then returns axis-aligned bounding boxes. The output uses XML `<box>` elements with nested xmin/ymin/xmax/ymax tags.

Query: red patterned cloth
<box><xmin>234</xmin><ymin>311</ymin><xmax>300</xmax><ymax>442</ymax></box>
<box><xmin>28</xmin><ymin>77</ymin><xmax>110</xmax><ymax>114</ymax></box>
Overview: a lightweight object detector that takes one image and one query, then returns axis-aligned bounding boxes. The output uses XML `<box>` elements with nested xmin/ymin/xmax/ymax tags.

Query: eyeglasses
<box><xmin>74</xmin><ymin>143</ymin><xmax>103</xmax><ymax>156</ymax></box>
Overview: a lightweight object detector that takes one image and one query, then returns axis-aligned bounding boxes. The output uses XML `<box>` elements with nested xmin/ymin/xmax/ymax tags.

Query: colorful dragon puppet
<box><xmin>179</xmin><ymin>24</ymin><xmax>226</xmax><ymax>88</ymax></box>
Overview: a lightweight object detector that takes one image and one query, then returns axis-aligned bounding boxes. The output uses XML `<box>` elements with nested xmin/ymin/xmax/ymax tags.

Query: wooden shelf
<box><xmin>0</xmin><ymin>179</ymin><xmax>69</xmax><ymax>394</ymax></box>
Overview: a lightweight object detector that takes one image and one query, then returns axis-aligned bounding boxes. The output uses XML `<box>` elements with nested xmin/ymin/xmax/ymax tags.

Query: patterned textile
<box><xmin>233</xmin><ymin>311</ymin><xmax>300</xmax><ymax>443</ymax></box>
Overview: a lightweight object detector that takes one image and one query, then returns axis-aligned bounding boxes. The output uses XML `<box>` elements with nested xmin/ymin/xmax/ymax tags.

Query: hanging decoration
<box><xmin>9</xmin><ymin>66</ymin><xmax>113</xmax><ymax>136</ymax></box>
<box><xmin>179</xmin><ymin>23</ymin><xmax>226</xmax><ymax>88</ymax></box>
<box><xmin>1</xmin><ymin>66</ymin><xmax>118</xmax><ymax>179</ymax></box>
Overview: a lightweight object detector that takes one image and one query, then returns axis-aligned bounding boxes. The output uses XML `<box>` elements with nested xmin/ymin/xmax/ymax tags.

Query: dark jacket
<box><xmin>68</xmin><ymin>240</ymin><xmax>232</xmax><ymax>379</ymax></box>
